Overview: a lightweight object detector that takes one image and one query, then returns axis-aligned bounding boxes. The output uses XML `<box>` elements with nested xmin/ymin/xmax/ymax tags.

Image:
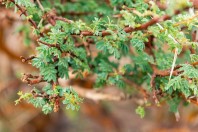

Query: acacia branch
<box><xmin>37</xmin><ymin>40</ymin><xmax>61</xmax><ymax>50</ymax></box>
<box><xmin>21</xmin><ymin>73</ymin><xmax>44</xmax><ymax>85</ymax></box>
<box><xmin>10</xmin><ymin>0</ymin><xmax>37</xmax><ymax>29</ymax></box>
<box><xmin>9</xmin><ymin>0</ymin><xmax>44</xmax><ymax>37</ymax></box>
<box><xmin>9</xmin><ymin>0</ymin><xmax>186</xmax><ymax>39</ymax></box>
<box><xmin>150</xmin><ymin>61</ymin><xmax>198</xmax><ymax>103</ymax></box>
<box><xmin>53</xmin><ymin>16</ymin><xmax>73</xmax><ymax>23</ymax></box>
<box><xmin>61</xmin><ymin>11</ymin><xmax>90</xmax><ymax>16</ymax></box>
<box><xmin>79</xmin><ymin>9</ymin><xmax>182</xmax><ymax>37</ymax></box>
<box><xmin>20</xmin><ymin>55</ymin><xmax>36</xmax><ymax>63</ymax></box>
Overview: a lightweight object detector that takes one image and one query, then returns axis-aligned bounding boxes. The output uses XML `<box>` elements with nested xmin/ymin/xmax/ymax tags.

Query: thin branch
<box><xmin>9</xmin><ymin>0</ymin><xmax>44</xmax><ymax>37</ymax></box>
<box><xmin>78</xmin><ymin>9</ymin><xmax>183</xmax><ymax>37</ymax></box>
<box><xmin>37</xmin><ymin>40</ymin><xmax>61</xmax><ymax>50</ymax></box>
<box><xmin>53</xmin><ymin>16</ymin><xmax>73</xmax><ymax>23</ymax></box>
<box><xmin>20</xmin><ymin>55</ymin><xmax>36</xmax><ymax>63</ymax></box>
<box><xmin>192</xmin><ymin>61</ymin><xmax>198</xmax><ymax>66</ymax></box>
<box><xmin>21</xmin><ymin>73</ymin><xmax>44</xmax><ymax>85</ymax></box>
<box><xmin>150</xmin><ymin>61</ymin><xmax>198</xmax><ymax>103</ymax></box>
<box><xmin>61</xmin><ymin>11</ymin><xmax>90</xmax><ymax>16</ymax></box>
<box><xmin>150</xmin><ymin>74</ymin><xmax>159</xmax><ymax>104</ymax></box>
<box><xmin>10</xmin><ymin>0</ymin><xmax>37</xmax><ymax>28</ymax></box>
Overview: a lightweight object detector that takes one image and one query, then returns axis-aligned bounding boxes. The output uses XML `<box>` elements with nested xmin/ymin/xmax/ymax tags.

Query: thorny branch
<box><xmin>150</xmin><ymin>62</ymin><xmax>198</xmax><ymax>104</ymax></box>
<box><xmin>20</xmin><ymin>55</ymin><xmax>36</xmax><ymax>63</ymax></box>
<box><xmin>3</xmin><ymin>1</ymin><xmax>198</xmax><ymax>107</ymax></box>
<box><xmin>21</xmin><ymin>73</ymin><xmax>44</xmax><ymax>85</ymax></box>
<box><xmin>10</xmin><ymin>0</ymin><xmax>37</xmax><ymax>28</ymax></box>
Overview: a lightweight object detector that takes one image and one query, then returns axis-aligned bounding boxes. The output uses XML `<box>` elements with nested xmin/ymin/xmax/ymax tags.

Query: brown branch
<box><xmin>152</xmin><ymin>60</ymin><xmax>198</xmax><ymax>77</ymax></box>
<box><xmin>150</xmin><ymin>74</ymin><xmax>159</xmax><ymax>104</ymax></box>
<box><xmin>9</xmin><ymin>0</ymin><xmax>44</xmax><ymax>37</ymax></box>
<box><xmin>150</xmin><ymin>61</ymin><xmax>198</xmax><ymax>103</ymax></box>
<box><xmin>44</xmin><ymin>11</ymin><xmax>73</xmax><ymax>26</ymax></box>
<box><xmin>62</xmin><ymin>11</ymin><xmax>90</xmax><ymax>16</ymax></box>
<box><xmin>150</xmin><ymin>64</ymin><xmax>181</xmax><ymax>102</ymax></box>
<box><xmin>10</xmin><ymin>0</ymin><xmax>37</xmax><ymax>29</ymax></box>
<box><xmin>53</xmin><ymin>16</ymin><xmax>73</xmax><ymax>23</ymax></box>
<box><xmin>145</xmin><ymin>35</ymin><xmax>155</xmax><ymax>56</ymax></box>
<box><xmin>37</xmin><ymin>40</ymin><xmax>61</xmax><ymax>50</ymax></box>
<box><xmin>152</xmin><ymin>65</ymin><xmax>182</xmax><ymax>77</ymax></box>
<box><xmin>9</xmin><ymin>0</ymin><xmax>186</xmax><ymax>40</ymax></box>
<box><xmin>37</xmin><ymin>40</ymin><xmax>86</xmax><ymax>63</ymax></box>
<box><xmin>21</xmin><ymin>73</ymin><xmax>44</xmax><ymax>85</ymax></box>
<box><xmin>192</xmin><ymin>61</ymin><xmax>198</xmax><ymax>66</ymax></box>
<box><xmin>78</xmin><ymin>9</ymin><xmax>183</xmax><ymax>37</ymax></box>
<box><xmin>20</xmin><ymin>55</ymin><xmax>36</xmax><ymax>63</ymax></box>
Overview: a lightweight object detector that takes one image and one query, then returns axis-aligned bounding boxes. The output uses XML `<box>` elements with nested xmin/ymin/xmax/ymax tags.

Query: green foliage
<box><xmin>3</xmin><ymin>0</ymin><xmax>198</xmax><ymax>116</ymax></box>
<box><xmin>62</xmin><ymin>88</ymin><xmax>83</xmax><ymax>111</ymax></box>
<box><xmin>15</xmin><ymin>86</ymin><xmax>83</xmax><ymax>114</ymax></box>
<box><xmin>15</xmin><ymin>0</ymin><xmax>35</xmax><ymax>7</ymax></box>
<box><xmin>130</xmin><ymin>38</ymin><xmax>145</xmax><ymax>52</ymax></box>
<box><xmin>135</xmin><ymin>106</ymin><xmax>145</xmax><ymax>118</ymax></box>
<box><xmin>42</xmin><ymin>104</ymin><xmax>53</xmax><ymax>114</ymax></box>
<box><xmin>40</xmin><ymin>64</ymin><xmax>57</xmax><ymax>82</ymax></box>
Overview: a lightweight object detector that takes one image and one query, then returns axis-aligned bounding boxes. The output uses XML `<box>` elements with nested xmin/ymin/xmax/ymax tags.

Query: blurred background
<box><xmin>1</xmin><ymin>1</ymin><xmax>198</xmax><ymax>132</ymax></box>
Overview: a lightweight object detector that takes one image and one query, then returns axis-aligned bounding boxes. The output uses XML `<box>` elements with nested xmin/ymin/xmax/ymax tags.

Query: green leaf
<box><xmin>179</xmin><ymin>64</ymin><xmax>198</xmax><ymax>78</ymax></box>
<box><xmin>15</xmin><ymin>0</ymin><xmax>35</xmax><ymax>7</ymax></box>
<box><xmin>62</xmin><ymin>87</ymin><xmax>83</xmax><ymax>111</ymax></box>
<box><xmin>130</xmin><ymin>38</ymin><xmax>145</xmax><ymax>52</ymax></box>
<box><xmin>42</xmin><ymin>104</ymin><xmax>53</xmax><ymax>114</ymax></box>
<box><xmin>40</xmin><ymin>64</ymin><xmax>57</xmax><ymax>82</ymax></box>
<box><xmin>135</xmin><ymin>106</ymin><xmax>145</xmax><ymax>118</ymax></box>
<box><xmin>32</xmin><ymin>57</ymin><xmax>45</xmax><ymax>68</ymax></box>
<box><xmin>28</xmin><ymin>97</ymin><xmax>46</xmax><ymax>108</ymax></box>
<box><xmin>190</xmin><ymin>54</ymin><xmax>198</xmax><ymax>63</ymax></box>
<box><xmin>96</xmin><ymin>40</ymin><xmax>106</xmax><ymax>50</ymax></box>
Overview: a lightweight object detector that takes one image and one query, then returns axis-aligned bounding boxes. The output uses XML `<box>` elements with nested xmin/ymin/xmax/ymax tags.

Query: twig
<box><xmin>150</xmin><ymin>74</ymin><xmax>159</xmax><ymax>104</ymax></box>
<box><xmin>21</xmin><ymin>73</ymin><xmax>44</xmax><ymax>85</ymax></box>
<box><xmin>192</xmin><ymin>61</ymin><xmax>198</xmax><ymax>66</ymax></box>
<box><xmin>150</xmin><ymin>61</ymin><xmax>198</xmax><ymax>103</ymax></box>
<box><xmin>36</xmin><ymin>0</ymin><xmax>44</xmax><ymax>12</ymax></box>
<box><xmin>54</xmin><ymin>16</ymin><xmax>73</xmax><ymax>23</ymax></box>
<box><xmin>9</xmin><ymin>0</ymin><xmax>44</xmax><ymax>37</ymax></box>
<box><xmin>10</xmin><ymin>0</ymin><xmax>37</xmax><ymax>28</ymax></box>
<box><xmin>20</xmin><ymin>55</ymin><xmax>35</xmax><ymax>63</ymax></box>
<box><xmin>61</xmin><ymin>11</ymin><xmax>90</xmax><ymax>16</ymax></box>
<box><xmin>37</xmin><ymin>40</ymin><xmax>61</xmax><ymax>50</ymax></box>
